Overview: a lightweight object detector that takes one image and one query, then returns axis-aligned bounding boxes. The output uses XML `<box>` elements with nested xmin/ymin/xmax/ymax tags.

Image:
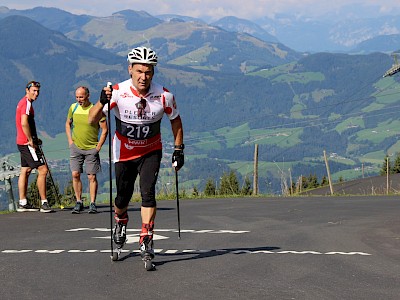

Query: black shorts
<box><xmin>114</xmin><ymin>150</ymin><xmax>162</xmax><ymax>209</ymax></box>
<box><xmin>18</xmin><ymin>145</ymin><xmax>45</xmax><ymax>169</ymax></box>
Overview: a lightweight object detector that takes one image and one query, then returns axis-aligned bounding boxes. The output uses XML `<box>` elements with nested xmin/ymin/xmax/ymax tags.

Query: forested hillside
<box><xmin>0</xmin><ymin>12</ymin><xmax>399</xmax><ymax>194</ymax></box>
<box><xmin>0</xmin><ymin>16</ymin><xmax>125</xmax><ymax>152</ymax></box>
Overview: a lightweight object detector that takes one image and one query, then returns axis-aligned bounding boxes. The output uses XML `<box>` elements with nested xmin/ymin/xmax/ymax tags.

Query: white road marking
<box><xmin>1</xmin><ymin>249</ymin><xmax>372</xmax><ymax>256</ymax></box>
<box><xmin>2</xmin><ymin>250</ymin><xmax>32</xmax><ymax>253</ymax></box>
<box><xmin>65</xmin><ymin>227</ymin><xmax>250</xmax><ymax>244</ymax></box>
<box><xmin>232</xmin><ymin>250</ymin><xmax>371</xmax><ymax>255</ymax></box>
<box><xmin>1</xmin><ymin>228</ymin><xmax>372</xmax><ymax>256</ymax></box>
<box><xmin>93</xmin><ymin>233</ymin><xmax>168</xmax><ymax>244</ymax></box>
<box><xmin>35</xmin><ymin>250</ymin><xmax>64</xmax><ymax>254</ymax></box>
<box><xmin>165</xmin><ymin>250</ymin><xmax>179</xmax><ymax>254</ymax></box>
<box><xmin>65</xmin><ymin>228</ymin><xmax>249</xmax><ymax>234</ymax></box>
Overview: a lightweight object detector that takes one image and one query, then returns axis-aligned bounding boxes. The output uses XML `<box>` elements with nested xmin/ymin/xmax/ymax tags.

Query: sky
<box><xmin>1</xmin><ymin>0</ymin><xmax>400</xmax><ymax>21</ymax></box>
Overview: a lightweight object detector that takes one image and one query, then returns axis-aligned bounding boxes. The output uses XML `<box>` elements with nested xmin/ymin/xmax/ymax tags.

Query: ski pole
<box><xmin>174</xmin><ymin>167</ymin><xmax>181</xmax><ymax>239</ymax></box>
<box><xmin>38</xmin><ymin>144</ymin><xmax>59</xmax><ymax>203</ymax></box>
<box><xmin>106</xmin><ymin>82</ymin><xmax>114</xmax><ymax>258</ymax></box>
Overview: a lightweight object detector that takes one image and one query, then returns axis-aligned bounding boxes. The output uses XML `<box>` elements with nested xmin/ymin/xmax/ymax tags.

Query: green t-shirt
<box><xmin>67</xmin><ymin>103</ymin><xmax>105</xmax><ymax>150</ymax></box>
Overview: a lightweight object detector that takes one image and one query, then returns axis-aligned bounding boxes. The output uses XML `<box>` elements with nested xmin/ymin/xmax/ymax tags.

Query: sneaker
<box><xmin>17</xmin><ymin>203</ymin><xmax>38</xmax><ymax>212</ymax></box>
<box><xmin>72</xmin><ymin>201</ymin><xmax>84</xmax><ymax>214</ymax></box>
<box><xmin>40</xmin><ymin>202</ymin><xmax>53</xmax><ymax>213</ymax></box>
<box><xmin>88</xmin><ymin>202</ymin><xmax>97</xmax><ymax>214</ymax></box>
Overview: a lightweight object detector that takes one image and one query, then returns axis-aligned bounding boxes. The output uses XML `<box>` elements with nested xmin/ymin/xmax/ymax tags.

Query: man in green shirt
<box><xmin>65</xmin><ymin>86</ymin><xmax>108</xmax><ymax>214</ymax></box>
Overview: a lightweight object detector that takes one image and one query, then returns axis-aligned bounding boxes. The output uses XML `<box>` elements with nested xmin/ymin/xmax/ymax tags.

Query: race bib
<box><xmin>115</xmin><ymin>118</ymin><xmax>161</xmax><ymax>140</ymax></box>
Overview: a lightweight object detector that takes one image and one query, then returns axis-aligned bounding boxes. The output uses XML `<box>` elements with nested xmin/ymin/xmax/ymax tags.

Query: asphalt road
<box><xmin>1</xmin><ymin>196</ymin><xmax>400</xmax><ymax>300</ymax></box>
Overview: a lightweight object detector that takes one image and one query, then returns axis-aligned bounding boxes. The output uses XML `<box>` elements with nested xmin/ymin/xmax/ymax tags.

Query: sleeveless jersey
<box><xmin>16</xmin><ymin>96</ymin><xmax>37</xmax><ymax>145</ymax></box>
<box><xmin>103</xmin><ymin>79</ymin><xmax>179</xmax><ymax>162</ymax></box>
<box><xmin>67</xmin><ymin>103</ymin><xmax>105</xmax><ymax>150</ymax></box>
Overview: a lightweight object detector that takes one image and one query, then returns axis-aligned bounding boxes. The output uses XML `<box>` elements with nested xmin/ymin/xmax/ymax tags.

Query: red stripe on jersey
<box><xmin>130</xmin><ymin>86</ymin><xmax>139</xmax><ymax>97</ymax></box>
<box><xmin>162</xmin><ymin>94</ymin><xmax>173</xmax><ymax>114</ymax></box>
<box><xmin>114</xmin><ymin>131</ymin><xmax>162</xmax><ymax>161</ymax></box>
<box><xmin>162</xmin><ymin>94</ymin><xmax>166</xmax><ymax>110</ymax></box>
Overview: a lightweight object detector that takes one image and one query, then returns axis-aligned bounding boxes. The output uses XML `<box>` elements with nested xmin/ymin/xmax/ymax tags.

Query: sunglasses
<box><xmin>26</xmin><ymin>82</ymin><xmax>41</xmax><ymax>89</ymax></box>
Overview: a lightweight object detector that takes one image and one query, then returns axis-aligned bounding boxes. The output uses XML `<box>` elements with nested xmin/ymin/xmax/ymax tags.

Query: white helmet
<box><xmin>127</xmin><ymin>46</ymin><xmax>158</xmax><ymax>66</ymax></box>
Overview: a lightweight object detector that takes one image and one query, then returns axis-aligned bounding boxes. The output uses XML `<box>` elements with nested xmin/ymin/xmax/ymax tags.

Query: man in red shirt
<box><xmin>15</xmin><ymin>81</ymin><xmax>52</xmax><ymax>213</ymax></box>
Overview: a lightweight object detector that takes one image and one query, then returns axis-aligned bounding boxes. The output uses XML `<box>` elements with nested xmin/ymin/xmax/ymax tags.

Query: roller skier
<box><xmin>89</xmin><ymin>47</ymin><xmax>184</xmax><ymax>270</ymax></box>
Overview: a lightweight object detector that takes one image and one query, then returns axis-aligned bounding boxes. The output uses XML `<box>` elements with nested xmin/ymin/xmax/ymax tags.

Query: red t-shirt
<box><xmin>16</xmin><ymin>96</ymin><xmax>36</xmax><ymax>145</ymax></box>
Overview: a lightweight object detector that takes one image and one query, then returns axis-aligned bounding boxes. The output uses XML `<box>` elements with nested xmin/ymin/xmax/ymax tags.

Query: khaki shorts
<box><xmin>69</xmin><ymin>143</ymin><xmax>101</xmax><ymax>174</ymax></box>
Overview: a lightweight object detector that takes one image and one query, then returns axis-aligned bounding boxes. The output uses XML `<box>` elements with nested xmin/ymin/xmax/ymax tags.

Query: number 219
<box><xmin>126</xmin><ymin>125</ymin><xmax>150</xmax><ymax>139</ymax></box>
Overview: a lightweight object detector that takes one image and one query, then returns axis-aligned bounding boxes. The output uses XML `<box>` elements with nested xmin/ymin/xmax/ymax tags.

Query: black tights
<box><xmin>114</xmin><ymin>150</ymin><xmax>161</xmax><ymax>209</ymax></box>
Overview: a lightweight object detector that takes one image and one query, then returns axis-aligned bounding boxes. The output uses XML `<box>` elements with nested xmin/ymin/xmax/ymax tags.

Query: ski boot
<box><xmin>111</xmin><ymin>212</ymin><xmax>128</xmax><ymax>261</ymax></box>
<box><xmin>139</xmin><ymin>223</ymin><xmax>156</xmax><ymax>271</ymax></box>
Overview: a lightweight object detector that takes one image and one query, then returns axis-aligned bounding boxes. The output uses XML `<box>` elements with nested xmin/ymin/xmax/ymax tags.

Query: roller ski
<box><xmin>140</xmin><ymin>236</ymin><xmax>155</xmax><ymax>270</ymax></box>
<box><xmin>111</xmin><ymin>213</ymin><xmax>128</xmax><ymax>262</ymax></box>
<box><xmin>140</xmin><ymin>223</ymin><xmax>156</xmax><ymax>271</ymax></box>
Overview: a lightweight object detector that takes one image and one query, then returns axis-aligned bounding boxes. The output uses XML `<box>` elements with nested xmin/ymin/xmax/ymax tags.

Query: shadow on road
<box><xmin>62</xmin><ymin>205</ymin><xmax>175</xmax><ymax>213</ymax></box>
<box><xmin>115</xmin><ymin>246</ymin><xmax>281</xmax><ymax>265</ymax></box>
<box><xmin>156</xmin><ymin>246</ymin><xmax>281</xmax><ymax>266</ymax></box>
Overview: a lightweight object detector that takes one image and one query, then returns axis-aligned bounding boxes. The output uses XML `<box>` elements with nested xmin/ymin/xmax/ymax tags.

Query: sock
<box><xmin>114</xmin><ymin>212</ymin><xmax>129</xmax><ymax>224</ymax></box>
<box><xmin>141</xmin><ymin>222</ymin><xmax>154</xmax><ymax>233</ymax></box>
<box><xmin>140</xmin><ymin>222</ymin><xmax>154</xmax><ymax>243</ymax></box>
<box><xmin>41</xmin><ymin>199</ymin><xmax>48</xmax><ymax>205</ymax></box>
<box><xmin>19</xmin><ymin>199</ymin><xmax>27</xmax><ymax>205</ymax></box>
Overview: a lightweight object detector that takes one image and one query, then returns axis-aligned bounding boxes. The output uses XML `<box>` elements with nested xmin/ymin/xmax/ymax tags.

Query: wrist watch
<box><xmin>174</xmin><ymin>144</ymin><xmax>185</xmax><ymax>150</ymax></box>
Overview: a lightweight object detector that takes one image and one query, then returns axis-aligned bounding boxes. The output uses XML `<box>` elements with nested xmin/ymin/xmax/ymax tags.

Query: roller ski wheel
<box><xmin>111</xmin><ymin>252</ymin><xmax>118</xmax><ymax>261</ymax></box>
<box><xmin>142</xmin><ymin>253</ymin><xmax>156</xmax><ymax>271</ymax></box>
<box><xmin>111</xmin><ymin>246</ymin><xmax>123</xmax><ymax>261</ymax></box>
<box><xmin>110</xmin><ymin>234</ymin><xmax>127</xmax><ymax>262</ymax></box>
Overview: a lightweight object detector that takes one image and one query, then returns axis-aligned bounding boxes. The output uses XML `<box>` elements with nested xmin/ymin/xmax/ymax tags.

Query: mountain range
<box><xmin>1</xmin><ymin>6</ymin><xmax>400</xmax><ymax>194</ymax></box>
<box><xmin>1</xmin><ymin>5</ymin><xmax>400</xmax><ymax>53</ymax></box>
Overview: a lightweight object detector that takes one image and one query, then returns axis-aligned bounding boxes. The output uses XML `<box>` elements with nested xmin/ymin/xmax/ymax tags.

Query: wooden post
<box><xmin>253</xmin><ymin>144</ymin><xmax>259</xmax><ymax>195</ymax></box>
<box><xmin>387</xmin><ymin>157</ymin><xmax>390</xmax><ymax>195</ymax></box>
<box><xmin>299</xmin><ymin>175</ymin><xmax>302</xmax><ymax>193</ymax></box>
<box><xmin>289</xmin><ymin>168</ymin><xmax>293</xmax><ymax>195</ymax></box>
<box><xmin>323</xmin><ymin>150</ymin><xmax>334</xmax><ymax>195</ymax></box>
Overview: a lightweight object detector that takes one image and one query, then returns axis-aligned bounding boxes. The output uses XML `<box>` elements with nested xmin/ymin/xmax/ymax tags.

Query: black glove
<box><xmin>100</xmin><ymin>90</ymin><xmax>109</xmax><ymax>105</ymax></box>
<box><xmin>32</xmin><ymin>137</ymin><xmax>42</xmax><ymax>146</ymax></box>
<box><xmin>172</xmin><ymin>149</ymin><xmax>184</xmax><ymax>169</ymax></box>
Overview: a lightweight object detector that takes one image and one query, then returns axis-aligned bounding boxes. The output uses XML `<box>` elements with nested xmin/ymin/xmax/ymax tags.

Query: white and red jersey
<box><xmin>16</xmin><ymin>96</ymin><xmax>36</xmax><ymax>145</ymax></box>
<box><xmin>103</xmin><ymin>79</ymin><xmax>179</xmax><ymax>162</ymax></box>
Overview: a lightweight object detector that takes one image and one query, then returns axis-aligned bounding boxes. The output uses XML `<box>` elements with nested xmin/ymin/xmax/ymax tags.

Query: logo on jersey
<box><xmin>120</xmin><ymin>92</ymin><xmax>133</xmax><ymax>98</ymax></box>
<box><xmin>136</xmin><ymin>98</ymin><xmax>150</xmax><ymax>118</ymax></box>
<box><xmin>149</xmin><ymin>95</ymin><xmax>161</xmax><ymax>100</ymax></box>
<box><xmin>124</xmin><ymin>138</ymin><xmax>147</xmax><ymax>150</ymax></box>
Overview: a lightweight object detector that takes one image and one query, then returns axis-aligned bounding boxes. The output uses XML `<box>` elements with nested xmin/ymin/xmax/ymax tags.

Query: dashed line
<box><xmin>68</xmin><ymin>250</ymin><xmax>98</xmax><ymax>253</ymax></box>
<box><xmin>36</xmin><ymin>250</ymin><xmax>65</xmax><ymax>254</ymax></box>
<box><xmin>1</xmin><ymin>249</ymin><xmax>372</xmax><ymax>256</ymax></box>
